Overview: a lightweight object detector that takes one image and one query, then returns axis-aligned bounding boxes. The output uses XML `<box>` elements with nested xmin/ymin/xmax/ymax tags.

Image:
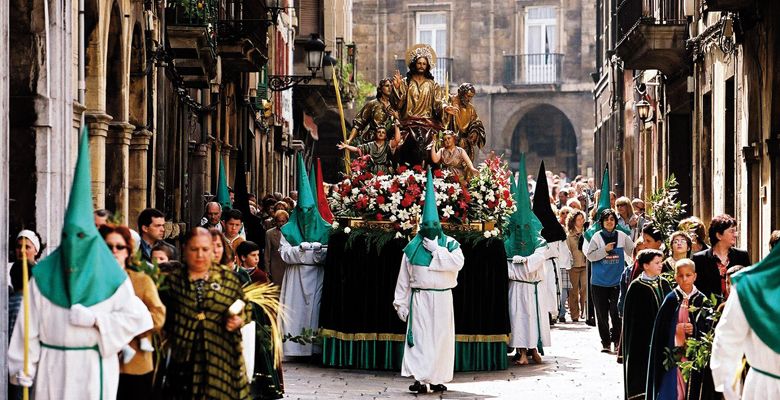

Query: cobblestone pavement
<box><xmin>282</xmin><ymin>321</ymin><xmax>623</xmax><ymax>399</ymax></box>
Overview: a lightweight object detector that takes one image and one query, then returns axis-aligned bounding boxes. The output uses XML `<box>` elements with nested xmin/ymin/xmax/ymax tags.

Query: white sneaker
<box><xmin>120</xmin><ymin>344</ymin><xmax>136</xmax><ymax>364</ymax></box>
<box><xmin>139</xmin><ymin>337</ymin><xmax>154</xmax><ymax>352</ymax></box>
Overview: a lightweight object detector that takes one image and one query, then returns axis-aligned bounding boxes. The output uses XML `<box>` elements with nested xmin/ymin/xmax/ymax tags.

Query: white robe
<box><xmin>542</xmin><ymin>241</ymin><xmax>571</xmax><ymax>318</ymax></box>
<box><xmin>507</xmin><ymin>246</ymin><xmax>551</xmax><ymax>349</ymax></box>
<box><xmin>8</xmin><ymin>278</ymin><xmax>152</xmax><ymax>400</ymax></box>
<box><xmin>711</xmin><ymin>287</ymin><xmax>780</xmax><ymax>400</ymax></box>
<box><xmin>393</xmin><ymin>238</ymin><xmax>464</xmax><ymax>385</ymax></box>
<box><xmin>278</xmin><ymin>235</ymin><xmax>327</xmax><ymax>357</ymax></box>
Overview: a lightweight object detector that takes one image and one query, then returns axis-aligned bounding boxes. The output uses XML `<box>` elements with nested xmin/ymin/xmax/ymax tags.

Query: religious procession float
<box><xmin>314</xmin><ymin>43</ymin><xmax>523</xmax><ymax>372</ymax></box>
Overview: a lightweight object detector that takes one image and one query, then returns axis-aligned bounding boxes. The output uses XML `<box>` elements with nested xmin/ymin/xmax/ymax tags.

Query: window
<box><xmin>416</xmin><ymin>12</ymin><xmax>447</xmax><ymax>57</ymax></box>
<box><xmin>524</xmin><ymin>6</ymin><xmax>557</xmax><ymax>83</ymax></box>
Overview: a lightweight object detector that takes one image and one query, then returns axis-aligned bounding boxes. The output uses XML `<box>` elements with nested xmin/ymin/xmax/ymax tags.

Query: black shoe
<box><xmin>558</xmin><ymin>316</ymin><xmax>566</xmax><ymax>323</ymax></box>
<box><xmin>601</xmin><ymin>342</ymin><xmax>611</xmax><ymax>353</ymax></box>
<box><xmin>409</xmin><ymin>381</ymin><xmax>423</xmax><ymax>392</ymax></box>
<box><xmin>430</xmin><ymin>384</ymin><xmax>447</xmax><ymax>392</ymax></box>
<box><xmin>586</xmin><ymin>318</ymin><xmax>596</xmax><ymax>327</ymax></box>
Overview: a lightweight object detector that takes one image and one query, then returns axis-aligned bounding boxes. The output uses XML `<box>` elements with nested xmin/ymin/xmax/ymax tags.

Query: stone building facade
<box><xmin>352</xmin><ymin>0</ymin><xmax>596</xmax><ymax>176</ymax></box>
<box><xmin>594</xmin><ymin>0</ymin><xmax>779</xmax><ymax>259</ymax></box>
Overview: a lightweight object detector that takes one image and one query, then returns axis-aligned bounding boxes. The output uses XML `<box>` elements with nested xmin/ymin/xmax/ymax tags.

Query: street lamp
<box><xmin>268</xmin><ymin>34</ymin><xmax>327</xmax><ymax>91</ymax></box>
<box><xmin>635</xmin><ymin>99</ymin><xmax>652</xmax><ymax>123</ymax></box>
<box><xmin>322</xmin><ymin>51</ymin><xmax>338</xmax><ymax>83</ymax></box>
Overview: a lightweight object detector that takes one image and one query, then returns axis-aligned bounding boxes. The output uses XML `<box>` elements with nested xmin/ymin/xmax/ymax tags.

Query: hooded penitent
<box><xmin>316</xmin><ymin>159</ymin><xmax>335</xmax><ymax>224</ymax></box>
<box><xmin>308</xmin><ymin>163</ymin><xmax>318</xmax><ymax>205</ymax></box>
<box><xmin>233</xmin><ymin>148</ymin><xmax>265</xmax><ymax>244</ymax></box>
<box><xmin>403</xmin><ymin>167</ymin><xmax>459</xmax><ymax>266</ymax></box>
<box><xmin>33</xmin><ymin>126</ymin><xmax>128</xmax><ymax>308</ymax></box>
<box><xmin>216</xmin><ymin>156</ymin><xmax>233</xmax><ymax>210</ymax></box>
<box><xmin>532</xmin><ymin>160</ymin><xmax>567</xmax><ymax>243</ymax></box>
<box><xmin>732</xmin><ymin>245</ymin><xmax>780</xmax><ymax>353</ymax></box>
<box><xmin>280</xmin><ymin>154</ymin><xmax>332</xmax><ymax>246</ymax></box>
<box><xmin>504</xmin><ymin>154</ymin><xmax>547</xmax><ymax>258</ymax></box>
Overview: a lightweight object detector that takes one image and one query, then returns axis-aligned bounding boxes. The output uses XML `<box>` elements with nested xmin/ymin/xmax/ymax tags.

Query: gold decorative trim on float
<box><xmin>338</xmin><ymin>217</ymin><xmax>495</xmax><ymax>233</ymax></box>
<box><xmin>320</xmin><ymin>329</ymin><xmax>509</xmax><ymax>343</ymax></box>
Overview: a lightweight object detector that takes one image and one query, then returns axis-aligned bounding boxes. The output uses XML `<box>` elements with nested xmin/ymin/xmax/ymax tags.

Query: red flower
<box><xmin>433</xmin><ymin>169</ymin><xmax>443</xmax><ymax>178</ymax></box>
<box><xmin>376</xmin><ymin>213</ymin><xmax>384</xmax><ymax>221</ymax></box>
<box><xmin>487</xmin><ymin>201</ymin><xmax>496</xmax><ymax>209</ymax></box>
<box><xmin>377</xmin><ymin>170</ymin><xmax>385</xmax><ymax>176</ymax></box>
<box><xmin>377</xmin><ymin>195</ymin><xmax>386</xmax><ymax>205</ymax></box>
<box><xmin>506</xmin><ymin>198</ymin><xmax>514</xmax><ymax>207</ymax></box>
<box><xmin>413</xmin><ymin>165</ymin><xmax>423</xmax><ymax>173</ymax></box>
<box><xmin>503</xmin><ymin>190</ymin><xmax>511</xmax><ymax>200</ymax></box>
<box><xmin>389</xmin><ymin>184</ymin><xmax>399</xmax><ymax>193</ymax></box>
<box><xmin>446</xmin><ymin>187</ymin><xmax>456</xmax><ymax>196</ymax></box>
<box><xmin>401</xmin><ymin>196</ymin><xmax>414</xmax><ymax>208</ymax></box>
<box><xmin>397</xmin><ymin>165</ymin><xmax>408</xmax><ymax>173</ymax></box>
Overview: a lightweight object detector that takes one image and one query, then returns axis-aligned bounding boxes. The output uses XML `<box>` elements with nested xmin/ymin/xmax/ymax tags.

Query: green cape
<box><xmin>732</xmin><ymin>245</ymin><xmax>780</xmax><ymax>353</ymax></box>
<box><xmin>584</xmin><ymin>164</ymin><xmax>630</xmax><ymax>241</ymax></box>
<box><xmin>403</xmin><ymin>168</ymin><xmax>459</xmax><ymax>266</ymax></box>
<box><xmin>503</xmin><ymin>154</ymin><xmax>547</xmax><ymax>257</ymax></box>
<box><xmin>33</xmin><ymin>126</ymin><xmax>128</xmax><ymax>308</ymax></box>
<box><xmin>216</xmin><ymin>156</ymin><xmax>232</xmax><ymax>210</ymax></box>
<box><xmin>280</xmin><ymin>154</ymin><xmax>332</xmax><ymax>246</ymax></box>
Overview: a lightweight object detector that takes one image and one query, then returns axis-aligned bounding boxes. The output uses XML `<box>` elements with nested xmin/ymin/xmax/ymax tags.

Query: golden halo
<box><xmin>405</xmin><ymin>44</ymin><xmax>437</xmax><ymax>68</ymax></box>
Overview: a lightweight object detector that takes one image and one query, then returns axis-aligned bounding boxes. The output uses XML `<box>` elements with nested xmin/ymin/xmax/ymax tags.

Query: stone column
<box><xmin>85</xmin><ymin>111</ymin><xmax>112</xmax><ymax>209</ymax></box>
<box><xmin>189</xmin><ymin>143</ymin><xmax>209</xmax><ymax>228</ymax></box>
<box><xmin>129</xmin><ymin>128</ymin><xmax>152</xmax><ymax>228</ymax></box>
<box><xmin>106</xmin><ymin>121</ymin><xmax>133</xmax><ymax>224</ymax></box>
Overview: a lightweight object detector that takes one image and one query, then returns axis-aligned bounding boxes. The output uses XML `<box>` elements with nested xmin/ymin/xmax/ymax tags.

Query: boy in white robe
<box><xmin>278</xmin><ymin>154</ymin><xmax>332</xmax><ymax>357</ymax></box>
<box><xmin>506</xmin><ymin>154</ymin><xmax>551</xmax><ymax>365</ymax></box>
<box><xmin>8</xmin><ymin>127</ymin><xmax>152</xmax><ymax>400</ymax></box>
<box><xmin>393</xmin><ymin>167</ymin><xmax>465</xmax><ymax>394</ymax></box>
<box><xmin>711</xmin><ymin>246</ymin><xmax>780</xmax><ymax>400</ymax></box>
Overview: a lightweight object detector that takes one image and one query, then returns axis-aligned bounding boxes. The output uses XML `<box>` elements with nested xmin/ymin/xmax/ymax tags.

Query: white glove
<box><xmin>422</xmin><ymin>237</ymin><xmax>439</xmax><ymax>252</ymax></box>
<box><xmin>512</xmin><ymin>255</ymin><xmax>527</xmax><ymax>265</ymax></box>
<box><xmin>14</xmin><ymin>372</ymin><xmax>33</xmax><ymax>388</ymax></box>
<box><xmin>310</xmin><ymin>242</ymin><xmax>323</xmax><ymax>251</ymax></box>
<box><xmin>299</xmin><ymin>242</ymin><xmax>312</xmax><ymax>251</ymax></box>
<box><xmin>70</xmin><ymin>304</ymin><xmax>97</xmax><ymax>327</ymax></box>
<box><xmin>120</xmin><ymin>344</ymin><xmax>136</xmax><ymax>364</ymax></box>
<box><xmin>396</xmin><ymin>308</ymin><xmax>408</xmax><ymax>322</ymax></box>
<box><xmin>139</xmin><ymin>337</ymin><xmax>154</xmax><ymax>352</ymax></box>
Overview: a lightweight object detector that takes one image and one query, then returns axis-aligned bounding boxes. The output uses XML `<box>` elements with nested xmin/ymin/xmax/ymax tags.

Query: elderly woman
<box><xmin>160</xmin><ymin>227</ymin><xmax>251</xmax><ymax>399</ymax></box>
<box><xmin>99</xmin><ymin>224</ymin><xmax>166</xmax><ymax>400</ymax></box>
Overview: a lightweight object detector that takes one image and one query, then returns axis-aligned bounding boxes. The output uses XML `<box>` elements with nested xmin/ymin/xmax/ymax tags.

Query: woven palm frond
<box><xmin>243</xmin><ymin>282</ymin><xmax>285</xmax><ymax>368</ymax></box>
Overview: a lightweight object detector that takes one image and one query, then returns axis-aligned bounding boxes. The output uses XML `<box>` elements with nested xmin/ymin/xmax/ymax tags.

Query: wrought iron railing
<box><xmin>503</xmin><ymin>54</ymin><xmax>563</xmax><ymax>85</ymax></box>
<box><xmin>216</xmin><ymin>0</ymin><xmax>267</xmax><ymax>44</ymax></box>
<box><xmin>617</xmin><ymin>0</ymin><xmax>686</xmax><ymax>39</ymax></box>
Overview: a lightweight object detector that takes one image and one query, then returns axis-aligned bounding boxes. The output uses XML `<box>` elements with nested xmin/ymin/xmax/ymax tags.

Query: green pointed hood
<box><xmin>216</xmin><ymin>156</ymin><xmax>232</xmax><ymax>210</ymax></box>
<box><xmin>584</xmin><ymin>164</ymin><xmax>629</xmax><ymax>241</ymax></box>
<box><xmin>403</xmin><ymin>167</ymin><xmax>459</xmax><ymax>266</ymax></box>
<box><xmin>732</xmin><ymin>245</ymin><xmax>780</xmax><ymax>353</ymax></box>
<box><xmin>308</xmin><ymin>163</ymin><xmax>318</xmax><ymax>205</ymax></box>
<box><xmin>280</xmin><ymin>154</ymin><xmax>332</xmax><ymax>246</ymax></box>
<box><xmin>33</xmin><ymin>127</ymin><xmax>128</xmax><ymax>308</ymax></box>
<box><xmin>503</xmin><ymin>154</ymin><xmax>547</xmax><ymax>257</ymax></box>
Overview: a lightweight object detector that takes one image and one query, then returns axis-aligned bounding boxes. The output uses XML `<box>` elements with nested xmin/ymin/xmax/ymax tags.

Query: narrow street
<box><xmin>283</xmin><ymin>322</ymin><xmax>622</xmax><ymax>399</ymax></box>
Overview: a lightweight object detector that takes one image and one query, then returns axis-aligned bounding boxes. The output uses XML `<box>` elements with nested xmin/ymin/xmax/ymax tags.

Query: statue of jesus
<box><xmin>391</xmin><ymin>44</ymin><xmax>457</xmax><ymax>167</ymax></box>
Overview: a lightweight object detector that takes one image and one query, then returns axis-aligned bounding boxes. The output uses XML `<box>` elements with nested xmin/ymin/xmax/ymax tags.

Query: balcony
<box><xmin>615</xmin><ymin>0</ymin><xmax>688</xmax><ymax>75</ymax></box>
<box><xmin>166</xmin><ymin>5</ymin><xmax>218</xmax><ymax>88</ymax></box>
<box><xmin>394</xmin><ymin>57</ymin><xmax>454</xmax><ymax>86</ymax></box>
<box><xmin>216</xmin><ymin>0</ymin><xmax>269</xmax><ymax>72</ymax></box>
<box><xmin>503</xmin><ymin>54</ymin><xmax>563</xmax><ymax>86</ymax></box>
<box><xmin>703</xmin><ymin>0</ymin><xmax>752</xmax><ymax>11</ymax></box>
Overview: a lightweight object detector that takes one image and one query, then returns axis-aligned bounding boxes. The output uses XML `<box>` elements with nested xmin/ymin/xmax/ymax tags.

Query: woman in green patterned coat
<box><xmin>160</xmin><ymin>227</ymin><xmax>251</xmax><ymax>399</ymax></box>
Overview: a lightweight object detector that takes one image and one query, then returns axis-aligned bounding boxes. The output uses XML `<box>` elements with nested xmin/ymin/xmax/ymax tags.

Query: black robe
<box><xmin>646</xmin><ymin>288</ymin><xmax>716</xmax><ymax>400</ymax></box>
<box><xmin>622</xmin><ymin>276</ymin><xmax>672</xmax><ymax>399</ymax></box>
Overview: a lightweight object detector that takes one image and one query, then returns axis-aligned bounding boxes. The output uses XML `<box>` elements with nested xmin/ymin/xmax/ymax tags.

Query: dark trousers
<box><xmin>591</xmin><ymin>285</ymin><xmax>621</xmax><ymax>346</ymax></box>
<box><xmin>117</xmin><ymin>372</ymin><xmax>153</xmax><ymax>400</ymax></box>
<box><xmin>586</xmin><ymin>261</ymin><xmax>596</xmax><ymax>321</ymax></box>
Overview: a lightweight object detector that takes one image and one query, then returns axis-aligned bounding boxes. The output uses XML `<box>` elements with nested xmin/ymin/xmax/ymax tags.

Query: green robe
<box><xmin>622</xmin><ymin>276</ymin><xmax>672</xmax><ymax>399</ymax></box>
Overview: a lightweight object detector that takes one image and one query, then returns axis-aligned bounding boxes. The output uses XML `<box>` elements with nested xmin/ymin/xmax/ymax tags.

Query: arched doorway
<box><xmin>510</xmin><ymin>104</ymin><xmax>577</xmax><ymax>176</ymax></box>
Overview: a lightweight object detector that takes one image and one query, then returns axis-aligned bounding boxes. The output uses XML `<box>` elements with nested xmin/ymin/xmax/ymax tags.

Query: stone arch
<box><xmin>508</xmin><ymin>104</ymin><xmax>578</xmax><ymax>176</ymax></box>
<box><xmin>128</xmin><ymin>23</ymin><xmax>146</xmax><ymax>127</ymax></box>
<box><xmin>105</xmin><ymin>1</ymin><xmax>125</xmax><ymax>121</ymax></box>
